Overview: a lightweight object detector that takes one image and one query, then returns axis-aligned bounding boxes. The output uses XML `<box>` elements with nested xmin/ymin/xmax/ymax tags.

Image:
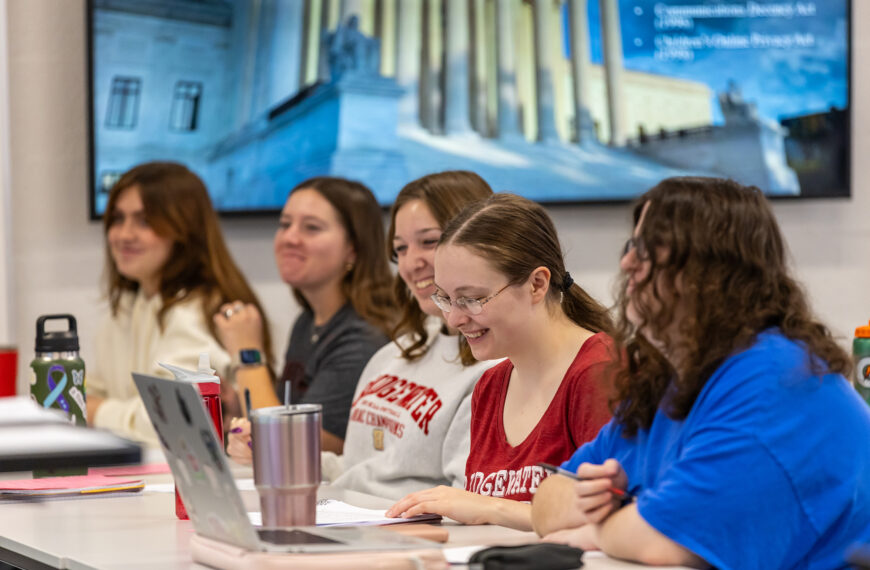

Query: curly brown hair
<box><xmin>387</xmin><ymin>171</ymin><xmax>493</xmax><ymax>365</ymax></box>
<box><xmin>612</xmin><ymin>177</ymin><xmax>850</xmax><ymax>437</ymax></box>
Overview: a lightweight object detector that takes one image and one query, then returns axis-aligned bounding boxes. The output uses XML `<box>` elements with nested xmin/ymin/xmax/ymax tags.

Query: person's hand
<box><xmin>226</xmin><ymin>417</ymin><xmax>252</xmax><ymax>465</ymax></box>
<box><xmin>86</xmin><ymin>395</ymin><xmax>105</xmax><ymax>426</ymax></box>
<box><xmin>214</xmin><ymin>301</ymin><xmax>264</xmax><ymax>356</ymax></box>
<box><xmin>532</xmin><ymin>458</ymin><xmax>628</xmax><ymax>536</ymax></box>
<box><xmin>385</xmin><ymin>486</ymin><xmax>494</xmax><ymax>525</ymax></box>
<box><xmin>542</xmin><ymin>524</ymin><xmax>600</xmax><ymax>551</ymax></box>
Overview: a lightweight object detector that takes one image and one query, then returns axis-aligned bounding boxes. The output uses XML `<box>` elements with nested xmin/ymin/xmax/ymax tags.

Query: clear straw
<box><xmin>284</xmin><ymin>380</ymin><xmax>291</xmax><ymax>408</ymax></box>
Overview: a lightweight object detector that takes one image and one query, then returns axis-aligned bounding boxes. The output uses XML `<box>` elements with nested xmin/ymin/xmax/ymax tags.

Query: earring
<box><xmin>345</xmin><ymin>262</ymin><xmax>354</xmax><ymax>273</ymax></box>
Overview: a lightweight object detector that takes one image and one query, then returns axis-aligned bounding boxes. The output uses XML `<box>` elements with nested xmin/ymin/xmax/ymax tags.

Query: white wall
<box><xmin>4</xmin><ymin>0</ymin><xmax>869</xmax><ymax>392</ymax></box>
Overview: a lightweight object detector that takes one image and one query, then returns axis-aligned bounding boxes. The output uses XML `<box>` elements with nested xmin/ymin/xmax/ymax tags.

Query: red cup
<box><xmin>0</xmin><ymin>347</ymin><xmax>17</xmax><ymax>397</ymax></box>
<box><xmin>175</xmin><ymin>380</ymin><xmax>223</xmax><ymax>520</ymax></box>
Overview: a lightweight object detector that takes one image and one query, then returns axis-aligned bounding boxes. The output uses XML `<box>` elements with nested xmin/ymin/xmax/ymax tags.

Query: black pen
<box><xmin>538</xmin><ymin>462</ymin><xmax>630</xmax><ymax>498</ymax></box>
<box><xmin>244</xmin><ymin>387</ymin><xmax>252</xmax><ymax>419</ymax></box>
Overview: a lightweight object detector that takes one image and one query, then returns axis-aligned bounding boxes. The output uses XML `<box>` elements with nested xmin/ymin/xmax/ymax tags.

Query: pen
<box><xmin>537</xmin><ymin>462</ymin><xmax>630</xmax><ymax>498</ymax></box>
<box><xmin>244</xmin><ymin>387</ymin><xmax>252</xmax><ymax>419</ymax></box>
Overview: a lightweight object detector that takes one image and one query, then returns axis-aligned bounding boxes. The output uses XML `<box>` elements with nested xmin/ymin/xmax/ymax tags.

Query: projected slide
<box><xmin>88</xmin><ymin>0</ymin><xmax>849</xmax><ymax>217</ymax></box>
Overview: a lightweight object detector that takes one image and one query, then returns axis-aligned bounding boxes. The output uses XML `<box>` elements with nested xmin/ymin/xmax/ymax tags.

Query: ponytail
<box><xmin>562</xmin><ymin>283</ymin><xmax>614</xmax><ymax>336</ymax></box>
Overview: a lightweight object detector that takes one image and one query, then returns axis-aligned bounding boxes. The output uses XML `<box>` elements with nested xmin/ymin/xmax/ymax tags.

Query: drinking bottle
<box><xmin>853</xmin><ymin>321</ymin><xmax>870</xmax><ymax>405</ymax></box>
<box><xmin>160</xmin><ymin>354</ymin><xmax>224</xmax><ymax>520</ymax></box>
<box><xmin>30</xmin><ymin>314</ymin><xmax>86</xmax><ymax>426</ymax></box>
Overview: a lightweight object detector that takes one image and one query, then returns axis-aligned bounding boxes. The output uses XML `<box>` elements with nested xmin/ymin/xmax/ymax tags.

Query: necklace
<box><xmin>310</xmin><ymin>324</ymin><xmax>327</xmax><ymax>344</ymax></box>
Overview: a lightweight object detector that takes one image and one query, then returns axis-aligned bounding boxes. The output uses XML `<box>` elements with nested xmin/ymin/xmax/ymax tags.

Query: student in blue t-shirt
<box><xmin>531</xmin><ymin>177</ymin><xmax>870</xmax><ymax>569</ymax></box>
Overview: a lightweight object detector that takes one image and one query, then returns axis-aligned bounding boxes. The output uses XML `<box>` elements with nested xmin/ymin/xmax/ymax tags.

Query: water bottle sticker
<box><xmin>44</xmin><ymin>365</ymin><xmax>70</xmax><ymax>412</ymax></box>
<box><xmin>69</xmin><ymin>385</ymin><xmax>85</xmax><ymax>414</ymax></box>
<box><xmin>856</xmin><ymin>357</ymin><xmax>870</xmax><ymax>388</ymax></box>
<box><xmin>72</xmin><ymin>369</ymin><xmax>84</xmax><ymax>387</ymax></box>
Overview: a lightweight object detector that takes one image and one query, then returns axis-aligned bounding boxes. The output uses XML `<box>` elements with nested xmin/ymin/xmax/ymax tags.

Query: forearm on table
<box><xmin>596</xmin><ymin>504</ymin><xmax>705</xmax><ymax>567</ymax></box>
<box><xmin>235</xmin><ymin>367</ymin><xmax>280</xmax><ymax>409</ymax></box>
<box><xmin>531</xmin><ymin>475</ymin><xmax>585</xmax><ymax>536</ymax></box>
<box><xmin>482</xmin><ymin>497</ymin><xmax>533</xmax><ymax>531</ymax></box>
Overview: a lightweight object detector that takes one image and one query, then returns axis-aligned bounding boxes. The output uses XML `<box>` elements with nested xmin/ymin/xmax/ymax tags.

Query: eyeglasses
<box><xmin>622</xmin><ymin>236</ymin><xmax>647</xmax><ymax>260</ymax></box>
<box><xmin>430</xmin><ymin>282</ymin><xmax>512</xmax><ymax>315</ymax></box>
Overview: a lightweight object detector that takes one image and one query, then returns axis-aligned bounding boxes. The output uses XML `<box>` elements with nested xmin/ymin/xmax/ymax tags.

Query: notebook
<box><xmin>132</xmin><ymin>372</ymin><xmax>435</xmax><ymax>554</ymax></box>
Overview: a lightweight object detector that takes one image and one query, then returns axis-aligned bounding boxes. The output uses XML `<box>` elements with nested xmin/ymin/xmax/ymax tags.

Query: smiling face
<box><xmin>273</xmin><ymin>188</ymin><xmax>355</xmax><ymax>296</ymax></box>
<box><xmin>106</xmin><ymin>185</ymin><xmax>173</xmax><ymax>297</ymax></box>
<box><xmin>433</xmin><ymin>243</ymin><xmax>528</xmax><ymax>361</ymax></box>
<box><xmin>392</xmin><ymin>200</ymin><xmax>443</xmax><ymax>317</ymax></box>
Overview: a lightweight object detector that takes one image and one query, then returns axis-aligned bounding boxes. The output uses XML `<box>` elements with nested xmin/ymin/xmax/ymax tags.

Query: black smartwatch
<box><xmin>238</xmin><ymin>348</ymin><xmax>263</xmax><ymax>368</ymax></box>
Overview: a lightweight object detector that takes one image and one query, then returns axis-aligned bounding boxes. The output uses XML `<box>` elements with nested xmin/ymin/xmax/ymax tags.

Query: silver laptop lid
<box><xmin>133</xmin><ymin>373</ymin><xmax>437</xmax><ymax>554</ymax></box>
<box><xmin>133</xmin><ymin>372</ymin><xmax>263</xmax><ymax>550</ymax></box>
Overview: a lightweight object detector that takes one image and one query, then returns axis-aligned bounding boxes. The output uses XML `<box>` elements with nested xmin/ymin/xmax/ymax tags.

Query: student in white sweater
<box><xmin>86</xmin><ymin>162</ymin><xmax>274</xmax><ymax>445</ymax></box>
<box><xmin>228</xmin><ymin>171</ymin><xmax>499</xmax><ymax>499</ymax></box>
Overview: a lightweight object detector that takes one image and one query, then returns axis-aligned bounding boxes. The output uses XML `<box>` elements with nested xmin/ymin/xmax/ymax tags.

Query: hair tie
<box><xmin>562</xmin><ymin>272</ymin><xmax>574</xmax><ymax>291</ymax></box>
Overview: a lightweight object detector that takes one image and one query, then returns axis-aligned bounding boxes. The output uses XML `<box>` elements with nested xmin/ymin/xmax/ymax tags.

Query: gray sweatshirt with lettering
<box><xmin>323</xmin><ymin>318</ymin><xmax>499</xmax><ymax>500</ymax></box>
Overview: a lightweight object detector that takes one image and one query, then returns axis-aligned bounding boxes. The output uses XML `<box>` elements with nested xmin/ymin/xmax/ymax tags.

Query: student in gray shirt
<box><xmin>227</xmin><ymin>171</ymin><xmax>499</xmax><ymax>503</ymax></box>
<box><xmin>215</xmin><ymin>176</ymin><xmax>396</xmax><ymax>453</ymax></box>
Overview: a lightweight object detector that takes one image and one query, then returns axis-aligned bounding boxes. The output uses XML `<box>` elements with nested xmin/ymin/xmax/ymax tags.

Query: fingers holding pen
<box><xmin>564</xmin><ymin>460</ymin><xmax>631</xmax><ymax>524</ymax></box>
<box><xmin>575</xmin><ymin>458</ymin><xmax>623</xmax><ymax>481</ymax></box>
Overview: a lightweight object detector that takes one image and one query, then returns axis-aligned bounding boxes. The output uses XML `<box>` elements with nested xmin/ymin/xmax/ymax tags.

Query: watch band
<box><xmin>239</xmin><ymin>348</ymin><xmax>263</xmax><ymax>367</ymax></box>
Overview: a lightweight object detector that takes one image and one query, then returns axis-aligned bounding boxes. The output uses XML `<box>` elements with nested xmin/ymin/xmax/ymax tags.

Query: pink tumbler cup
<box><xmin>251</xmin><ymin>404</ymin><xmax>321</xmax><ymax>527</ymax></box>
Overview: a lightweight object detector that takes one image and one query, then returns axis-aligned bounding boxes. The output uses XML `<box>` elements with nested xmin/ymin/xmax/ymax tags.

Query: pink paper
<box><xmin>0</xmin><ymin>474</ymin><xmax>139</xmax><ymax>490</ymax></box>
<box><xmin>89</xmin><ymin>463</ymin><xmax>170</xmax><ymax>477</ymax></box>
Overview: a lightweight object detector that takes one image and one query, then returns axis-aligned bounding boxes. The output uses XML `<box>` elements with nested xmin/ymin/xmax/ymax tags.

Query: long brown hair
<box><xmin>387</xmin><ymin>171</ymin><xmax>493</xmax><ymax>365</ymax></box>
<box><xmin>103</xmin><ymin>161</ymin><xmax>275</xmax><ymax>368</ymax></box>
<box><xmin>287</xmin><ymin>177</ymin><xmax>397</xmax><ymax>336</ymax></box>
<box><xmin>612</xmin><ymin>176</ymin><xmax>850</xmax><ymax>437</ymax></box>
<box><xmin>440</xmin><ymin>193</ymin><xmax>614</xmax><ymax>335</ymax></box>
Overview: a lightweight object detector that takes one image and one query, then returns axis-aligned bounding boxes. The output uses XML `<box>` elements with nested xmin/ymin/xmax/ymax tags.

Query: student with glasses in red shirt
<box><xmin>386</xmin><ymin>193</ymin><xmax>616</xmax><ymax>530</ymax></box>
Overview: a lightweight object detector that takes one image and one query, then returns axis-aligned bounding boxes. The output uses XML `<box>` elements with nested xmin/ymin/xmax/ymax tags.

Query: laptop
<box><xmin>132</xmin><ymin>372</ymin><xmax>435</xmax><ymax>554</ymax></box>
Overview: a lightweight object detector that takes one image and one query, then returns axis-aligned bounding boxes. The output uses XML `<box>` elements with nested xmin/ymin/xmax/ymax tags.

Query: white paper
<box><xmin>0</xmin><ymin>397</ymin><xmax>68</xmax><ymax>425</ymax></box>
<box><xmin>0</xmin><ymin>425</ymin><xmax>133</xmax><ymax>454</ymax></box>
<box><xmin>248</xmin><ymin>498</ymin><xmax>440</xmax><ymax>527</ymax></box>
<box><xmin>148</xmin><ymin>477</ymin><xmax>255</xmax><ymax>494</ymax></box>
<box><xmin>443</xmin><ymin>545</ymin><xmax>487</xmax><ymax>564</ymax></box>
<box><xmin>143</xmin><ymin>483</ymin><xmax>175</xmax><ymax>493</ymax></box>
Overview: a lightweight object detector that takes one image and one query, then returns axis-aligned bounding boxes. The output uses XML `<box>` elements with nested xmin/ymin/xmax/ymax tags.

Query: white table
<box><xmin>0</xmin><ymin>469</ymin><xmax>684</xmax><ymax>569</ymax></box>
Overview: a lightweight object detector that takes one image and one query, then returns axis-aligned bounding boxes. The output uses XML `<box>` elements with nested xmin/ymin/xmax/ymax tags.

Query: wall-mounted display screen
<box><xmin>88</xmin><ymin>0</ymin><xmax>850</xmax><ymax>218</ymax></box>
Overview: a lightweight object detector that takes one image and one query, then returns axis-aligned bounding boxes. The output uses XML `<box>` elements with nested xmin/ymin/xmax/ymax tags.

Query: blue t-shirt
<box><xmin>563</xmin><ymin>330</ymin><xmax>870</xmax><ymax>569</ymax></box>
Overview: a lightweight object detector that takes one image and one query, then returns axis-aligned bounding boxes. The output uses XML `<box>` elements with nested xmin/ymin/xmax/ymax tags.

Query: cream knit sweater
<box><xmin>88</xmin><ymin>289</ymin><xmax>231</xmax><ymax>446</ymax></box>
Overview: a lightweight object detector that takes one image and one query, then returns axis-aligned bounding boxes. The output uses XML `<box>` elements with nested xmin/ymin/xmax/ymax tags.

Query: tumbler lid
<box><xmin>251</xmin><ymin>404</ymin><xmax>322</xmax><ymax>421</ymax></box>
<box><xmin>34</xmin><ymin>314</ymin><xmax>79</xmax><ymax>352</ymax></box>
